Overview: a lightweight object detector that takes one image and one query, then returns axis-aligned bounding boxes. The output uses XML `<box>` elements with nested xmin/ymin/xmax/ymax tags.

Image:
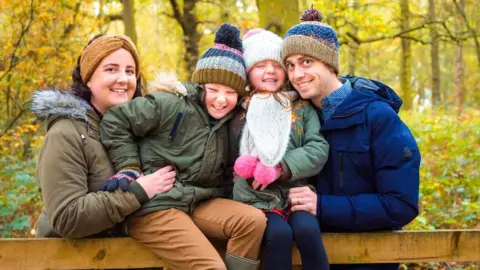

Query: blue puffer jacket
<box><xmin>315</xmin><ymin>76</ymin><xmax>421</xmax><ymax>270</ymax></box>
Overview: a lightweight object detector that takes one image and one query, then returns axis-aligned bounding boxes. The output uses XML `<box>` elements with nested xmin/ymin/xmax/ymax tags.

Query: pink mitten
<box><xmin>254</xmin><ymin>163</ymin><xmax>282</xmax><ymax>185</ymax></box>
<box><xmin>234</xmin><ymin>155</ymin><xmax>258</xmax><ymax>178</ymax></box>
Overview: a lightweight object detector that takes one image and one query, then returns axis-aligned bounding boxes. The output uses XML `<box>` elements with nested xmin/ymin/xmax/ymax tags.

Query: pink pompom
<box><xmin>254</xmin><ymin>163</ymin><xmax>280</xmax><ymax>185</ymax></box>
<box><xmin>234</xmin><ymin>155</ymin><xmax>258</xmax><ymax>178</ymax></box>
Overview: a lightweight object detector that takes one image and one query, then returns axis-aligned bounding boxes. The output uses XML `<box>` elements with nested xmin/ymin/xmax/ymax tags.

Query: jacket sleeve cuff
<box><xmin>119</xmin><ymin>164</ymin><xmax>142</xmax><ymax>173</ymax></box>
<box><xmin>127</xmin><ymin>181</ymin><xmax>149</xmax><ymax>204</ymax></box>
<box><xmin>316</xmin><ymin>194</ymin><xmax>322</xmax><ymax>223</ymax></box>
<box><xmin>279</xmin><ymin>161</ymin><xmax>292</xmax><ymax>181</ymax></box>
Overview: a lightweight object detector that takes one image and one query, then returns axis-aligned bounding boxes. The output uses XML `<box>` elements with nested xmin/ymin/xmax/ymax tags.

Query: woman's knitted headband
<box><xmin>80</xmin><ymin>34</ymin><xmax>140</xmax><ymax>83</ymax></box>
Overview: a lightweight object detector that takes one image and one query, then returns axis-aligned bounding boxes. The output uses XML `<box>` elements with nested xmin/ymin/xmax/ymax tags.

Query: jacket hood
<box><xmin>31</xmin><ymin>89</ymin><xmax>91</xmax><ymax>122</ymax></box>
<box><xmin>335</xmin><ymin>75</ymin><xmax>403</xmax><ymax>117</ymax></box>
<box><xmin>148</xmin><ymin>72</ymin><xmax>193</xmax><ymax>96</ymax></box>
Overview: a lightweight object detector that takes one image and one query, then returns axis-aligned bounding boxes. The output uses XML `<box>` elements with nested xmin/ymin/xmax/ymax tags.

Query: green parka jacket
<box><xmin>31</xmin><ymin>90</ymin><xmax>145</xmax><ymax>238</ymax></box>
<box><xmin>100</xmin><ymin>80</ymin><xmax>233</xmax><ymax>216</ymax></box>
<box><xmin>229</xmin><ymin>95</ymin><xmax>329</xmax><ymax>210</ymax></box>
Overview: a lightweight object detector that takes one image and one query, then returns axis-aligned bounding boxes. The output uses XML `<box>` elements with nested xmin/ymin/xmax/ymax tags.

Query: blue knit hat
<box><xmin>192</xmin><ymin>23</ymin><xmax>247</xmax><ymax>96</ymax></box>
<box><xmin>282</xmin><ymin>7</ymin><xmax>340</xmax><ymax>73</ymax></box>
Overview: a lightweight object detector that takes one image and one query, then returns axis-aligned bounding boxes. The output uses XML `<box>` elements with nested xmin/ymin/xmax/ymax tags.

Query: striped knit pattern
<box><xmin>282</xmin><ymin>21</ymin><xmax>340</xmax><ymax>73</ymax></box>
<box><xmin>192</xmin><ymin>24</ymin><xmax>247</xmax><ymax>96</ymax></box>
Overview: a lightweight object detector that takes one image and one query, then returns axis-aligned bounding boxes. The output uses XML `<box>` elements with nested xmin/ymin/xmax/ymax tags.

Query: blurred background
<box><xmin>0</xmin><ymin>0</ymin><xmax>478</xmax><ymax>268</ymax></box>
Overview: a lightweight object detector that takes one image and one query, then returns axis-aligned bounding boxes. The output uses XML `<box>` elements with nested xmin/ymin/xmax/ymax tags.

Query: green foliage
<box><xmin>0</xmin><ymin>123</ymin><xmax>43</xmax><ymax>238</ymax></box>
<box><xmin>402</xmin><ymin>109</ymin><xmax>480</xmax><ymax>231</ymax></box>
<box><xmin>0</xmin><ymin>157</ymin><xmax>42</xmax><ymax>238</ymax></box>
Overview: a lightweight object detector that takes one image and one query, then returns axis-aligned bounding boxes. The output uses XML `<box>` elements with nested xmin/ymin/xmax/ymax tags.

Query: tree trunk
<box><xmin>453</xmin><ymin>0</ymin><xmax>479</xmax><ymax>69</ymax></box>
<box><xmin>123</xmin><ymin>0</ymin><xmax>138</xmax><ymax>45</ymax></box>
<box><xmin>348</xmin><ymin>40</ymin><xmax>358</xmax><ymax>75</ymax></box>
<box><xmin>454</xmin><ymin>0</ymin><xmax>465</xmax><ymax>112</ymax></box>
<box><xmin>429</xmin><ymin>0</ymin><xmax>441</xmax><ymax>106</ymax></box>
<box><xmin>348</xmin><ymin>0</ymin><xmax>359</xmax><ymax>75</ymax></box>
<box><xmin>400</xmin><ymin>0</ymin><xmax>412</xmax><ymax>110</ymax></box>
<box><xmin>183</xmin><ymin>0</ymin><xmax>200</xmax><ymax>78</ymax></box>
<box><xmin>418</xmin><ymin>80</ymin><xmax>425</xmax><ymax>104</ymax></box>
<box><xmin>256</xmin><ymin>0</ymin><xmax>299</xmax><ymax>36</ymax></box>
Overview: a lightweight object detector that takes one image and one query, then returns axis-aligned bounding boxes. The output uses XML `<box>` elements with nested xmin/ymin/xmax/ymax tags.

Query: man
<box><xmin>282</xmin><ymin>7</ymin><xmax>421</xmax><ymax>270</ymax></box>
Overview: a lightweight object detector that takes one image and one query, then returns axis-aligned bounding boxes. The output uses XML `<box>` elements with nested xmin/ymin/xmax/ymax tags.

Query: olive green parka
<box><xmin>100</xmin><ymin>79</ymin><xmax>234</xmax><ymax>216</ymax></box>
<box><xmin>31</xmin><ymin>90</ymin><xmax>146</xmax><ymax>238</ymax></box>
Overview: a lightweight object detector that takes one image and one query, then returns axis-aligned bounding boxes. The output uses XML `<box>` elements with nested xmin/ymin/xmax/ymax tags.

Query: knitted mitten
<box><xmin>253</xmin><ymin>163</ymin><xmax>282</xmax><ymax>185</ymax></box>
<box><xmin>234</xmin><ymin>155</ymin><xmax>258</xmax><ymax>179</ymax></box>
<box><xmin>101</xmin><ymin>169</ymin><xmax>141</xmax><ymax>192</ymax></box>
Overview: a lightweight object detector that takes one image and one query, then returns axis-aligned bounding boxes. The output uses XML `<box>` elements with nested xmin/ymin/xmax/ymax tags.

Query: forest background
<box><xmin>0</xmin><ymin>0</ymin><xmax>478</xmax><ymax>269</ymax></box>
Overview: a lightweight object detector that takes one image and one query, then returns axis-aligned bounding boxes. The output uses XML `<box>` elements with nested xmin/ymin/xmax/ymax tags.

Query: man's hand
<box><xmin>289</xmin><ymin>186</ymin><xmax>318</xmax><ymax>216</ymax></box>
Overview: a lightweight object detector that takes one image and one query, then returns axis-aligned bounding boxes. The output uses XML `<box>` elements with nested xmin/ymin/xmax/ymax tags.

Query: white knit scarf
<box><xmin>239</xmin><ymin>92</ymin><xmax>292</xmax><ymax>166</ymax></box>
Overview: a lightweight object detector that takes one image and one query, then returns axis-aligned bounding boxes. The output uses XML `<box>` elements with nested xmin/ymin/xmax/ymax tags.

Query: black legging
<box><xmin>263</xmin><ymin>211</ymin><xmax>329</xmax><ymax>270</ymax></box>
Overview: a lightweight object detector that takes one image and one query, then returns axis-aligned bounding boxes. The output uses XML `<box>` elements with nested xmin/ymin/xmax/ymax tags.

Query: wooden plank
<box><xmin>0</xmin><ymin>230</ymin><xmax>479</xmax><ymax>269</ymax></box>
<box><xmin>293</xmin><ymin>230</ymin><xmax>480</xmax><ymax>265</ymax></box>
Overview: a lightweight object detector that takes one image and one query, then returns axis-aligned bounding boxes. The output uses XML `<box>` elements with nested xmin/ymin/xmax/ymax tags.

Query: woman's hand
<box><xmin>137</xmin><ymin>166</ymin><xmax>176</xmax><ymax>199</ymax></box>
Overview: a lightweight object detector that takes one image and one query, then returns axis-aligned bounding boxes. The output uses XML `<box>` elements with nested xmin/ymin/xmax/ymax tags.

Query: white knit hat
<box><xmin>242</xmin><ymin>29</ymin><xmax>283</xmax><ymax>71</ymax></box>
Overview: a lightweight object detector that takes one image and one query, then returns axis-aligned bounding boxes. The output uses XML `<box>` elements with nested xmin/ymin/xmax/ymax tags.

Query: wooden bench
<box><xmin>1</xmin><ymin>230</ymin><xmax>479</xmax><ymax>269</ymax></box>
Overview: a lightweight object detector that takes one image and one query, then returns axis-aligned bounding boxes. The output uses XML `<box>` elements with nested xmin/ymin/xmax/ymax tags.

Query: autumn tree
<box><xmin>400</xmin><ymin>0</ymin><xmax>413</xmax><ymax>110</ymax></box>
<box><xmin>429</xmin><ymin>0</ymin><xmax>441</xmax><ymax>105</ymax></box>
<box><xmin>123</xmin><ymin>0</ymin><xmax>138</xmax><ymax>45</ymax></box>
<box><xmin>256</xmin><ymin>0</ymin><xmax>299</xmax><ymax>36</ymax></box>
<box><xmin>454</xmin><ymin>0</ymin><xmax>465</xmax><ymax>111</ymax></box>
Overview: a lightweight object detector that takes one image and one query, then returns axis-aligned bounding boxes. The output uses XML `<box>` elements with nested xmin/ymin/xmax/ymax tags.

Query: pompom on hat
<box><xmin>192</xmin><ymin>23</ymin><xmax>247</xmax><ymax>96</ymax></box>
<box><xmin>282</xmin><ymin>6</ymin><xmax>340</xmax><ymax>73</ymax></box>
<box><xmin>242</xmin><ymin>28</ymin><xmax>283</xmax><ymax>72</ymax></box>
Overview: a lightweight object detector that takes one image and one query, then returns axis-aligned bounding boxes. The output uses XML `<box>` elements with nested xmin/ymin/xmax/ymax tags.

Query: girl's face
<box><xmin>204</xmin><ymin>83</ymin><xmax>238</xmax><ymax>119</ymax></box>
<box><xmin>87</xmin><ymin>48</ymin><xmax>137</xmax><ymax>114</ymax></box>
<box><xmin>247</xmin><ymin>60</ymin><xmax>286</xmax><ymax>92</ymax></box>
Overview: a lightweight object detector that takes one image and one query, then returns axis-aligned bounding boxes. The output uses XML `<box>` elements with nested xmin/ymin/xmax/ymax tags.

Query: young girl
<box><xmin>230</xmin><ymin>29</ymin><xmax>330</xmax><ymax>270</ymax></box>
<box><xmin>100</xmin><ymin>24</ymin><xmax>266</xmax><ymax>270</ymax></box>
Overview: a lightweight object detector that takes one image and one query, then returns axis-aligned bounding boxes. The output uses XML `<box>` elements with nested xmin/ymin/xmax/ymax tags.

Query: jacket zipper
<box><xmin>168</xmin><ymin>112</ymin><xmax>184</xmax><ymax>143</ymax></box>
<box><xmin>339</xmin><ymin>151</ymin><xmax>344</xmax><ymax>193</ymax></box>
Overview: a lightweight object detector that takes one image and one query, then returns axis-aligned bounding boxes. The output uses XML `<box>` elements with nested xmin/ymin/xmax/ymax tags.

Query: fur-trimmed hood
<box><xmin>148</xmin><ymin>72</ymin><xmax>204</xmax><ymax>107</ymax></box>
<box><xmin>147</xmin><ymin>72</ymin><xmax>190</xmax><ymax>97</ymax></box>
<box><xmin>31</xmin><ymin>90</ymin><xmax>91</xmax><ymax>122</ymax></box>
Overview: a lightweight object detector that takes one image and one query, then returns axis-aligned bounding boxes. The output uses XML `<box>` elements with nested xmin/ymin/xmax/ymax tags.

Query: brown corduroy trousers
<box><xmin>128</xmin><ymin>198</ymin><xmax>266</xmax><ymax>270</ymax></box>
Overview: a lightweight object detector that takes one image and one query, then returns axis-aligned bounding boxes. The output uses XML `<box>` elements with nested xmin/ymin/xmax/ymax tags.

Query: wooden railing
<box><xmin>1</xmin><ymin>230</ymin><xmax>479</xmax><ymax>269</ymax></box>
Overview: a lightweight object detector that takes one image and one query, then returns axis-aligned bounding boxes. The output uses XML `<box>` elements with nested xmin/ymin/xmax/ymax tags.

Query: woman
<box><xmin>32</xmin><ymin>34</ymin><xmax>175</xmax><ymax>238</ymax></box>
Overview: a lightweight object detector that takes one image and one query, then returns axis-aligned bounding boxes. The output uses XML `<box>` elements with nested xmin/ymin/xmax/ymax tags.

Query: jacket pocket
<box><xmin>332</xmin><ymin>128</ymin><xmax>371</xmax><ymax>194</ymax></box>
<box><xmin>232</xmin><ymin>178</ymin><xmax>284</xmax><ymax>210</ymax></box>
<box><xmin>149</xmin><ymin>159</ymin><xmax>179</xmax><ymax>176</ymax></box>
